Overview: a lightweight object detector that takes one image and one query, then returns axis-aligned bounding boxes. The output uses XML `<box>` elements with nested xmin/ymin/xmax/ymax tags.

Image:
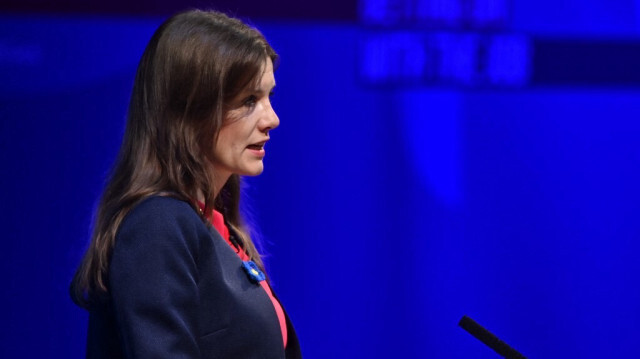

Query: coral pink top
<box><xmin>205</xmin><ymin>208</ymin><xmax>288</xmax><ymax>349</ymax></box>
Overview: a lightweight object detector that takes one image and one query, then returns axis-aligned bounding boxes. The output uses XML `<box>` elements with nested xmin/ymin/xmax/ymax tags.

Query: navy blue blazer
<box><xmin>86</xmin><ymin>196</ymin><xmax>302</xmax><ymax>358</ymax></box>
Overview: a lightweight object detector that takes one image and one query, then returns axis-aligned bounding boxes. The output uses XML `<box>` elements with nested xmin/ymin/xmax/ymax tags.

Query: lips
<box><xmin>246</xmin><ymin>140</ymin><xmax>267</xmax><ymax>150</ymax></box>
<box><xmin>246</xmin><ymin>144</ymin><xmax>264</xmax><ymax>150</ymax></box>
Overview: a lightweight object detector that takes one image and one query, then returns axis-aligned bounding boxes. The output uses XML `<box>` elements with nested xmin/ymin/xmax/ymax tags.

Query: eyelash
<box><xmin>243</xmin><ymin>95</ymin><xmax>258</xmax><ymax>108</ymax></box>
<box><xmin>243</xmin><ymin>91</ymin><xmax>275</xmax><ymax>108</ymax></box>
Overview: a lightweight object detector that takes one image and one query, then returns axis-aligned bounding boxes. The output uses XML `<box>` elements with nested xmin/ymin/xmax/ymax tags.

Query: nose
<box><xmin>260</xmin><ymin>100</ymin><xmax>279</xmax><ymax>133</ymax></box>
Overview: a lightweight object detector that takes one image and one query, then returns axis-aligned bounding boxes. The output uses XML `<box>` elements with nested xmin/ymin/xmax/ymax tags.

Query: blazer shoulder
<box><xmin>108</xmin><ymin>195</ymin><xmax>205</xmax><ymax>358</ymax></box>
<box><xmin>116</xmin><ymin>196</ymin><xmax>208</xmax><ymax>253</ymax></box>
<box><xmin>121</xmin><ymin>196</ymin><xmax>202</xmax><ymax>230</ymax></box>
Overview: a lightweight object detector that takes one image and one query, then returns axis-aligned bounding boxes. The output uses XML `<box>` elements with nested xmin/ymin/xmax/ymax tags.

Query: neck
<box><xmin>213</xmin><ymin>171</ymin><xmax>232</xmax><ymax>199</ymax></box>
<box><xmin>197</xmin><ymin>169</ymin><xmax>232</xmax><ymax>203</ymax></box>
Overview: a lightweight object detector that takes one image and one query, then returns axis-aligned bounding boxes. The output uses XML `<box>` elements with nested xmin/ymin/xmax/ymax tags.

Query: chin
<box><xmin>241</xmin><ymin>165</ymin><xmax>265</xmax><ymax>177</ymax></box>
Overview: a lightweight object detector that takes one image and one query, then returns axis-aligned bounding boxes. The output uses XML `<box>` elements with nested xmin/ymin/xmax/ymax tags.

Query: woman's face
<box><xmin>212</xmin><ymin>58</ymin><xmax>279</xmax><ymax>180</ymax></box>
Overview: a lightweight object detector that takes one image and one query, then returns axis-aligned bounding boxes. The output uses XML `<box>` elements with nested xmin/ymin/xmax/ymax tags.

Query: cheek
<box><xmin>213</xmin><ymin>135</ymin><xmax>231</xmax><ymax>161</ymax></box>
<box><xmin>228</xmin><ymin>124</ymin><xmax>253</xmax><ymax>148</ymax></box>
<box><xmin>216</xmin><ymin>127</ymin><xmax>244</xmax><ymax>157</ymax></box>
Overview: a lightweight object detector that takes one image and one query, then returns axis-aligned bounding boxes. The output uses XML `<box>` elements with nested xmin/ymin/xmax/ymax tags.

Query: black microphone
<box><xmin>458</xmin><ymin>315</ymin><xmax>527</xmax><ymax>359</ymax></box>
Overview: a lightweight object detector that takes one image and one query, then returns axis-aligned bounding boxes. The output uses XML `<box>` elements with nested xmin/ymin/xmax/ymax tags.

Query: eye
<box><xmin>268</xmin><ymin>90</ymin><xmax>276</xmax><ymax>108</ymax></box>
<box><xmin>243</xmin><ymin>95</ymin><xmax>258</xmax><ymax>108</ymax></box>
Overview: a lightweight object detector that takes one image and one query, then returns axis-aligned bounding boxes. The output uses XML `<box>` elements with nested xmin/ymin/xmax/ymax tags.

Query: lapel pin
<box><xmin>241</xmin><ymin>260</ymin><xmax>266</xmax><ymax>283</ymax></box>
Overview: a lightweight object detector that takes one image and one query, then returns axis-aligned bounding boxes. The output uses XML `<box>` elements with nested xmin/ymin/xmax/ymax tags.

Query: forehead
<box><xmin>262</xmin><ymin>57</ymin><xmax>274</xmax><ymax>73</ymax></box>
<box><xmin>232</xmin><ymin>57</ymin><xmax>275</xmax><ymax>99</ymax></box>
<box><xmin>256</xmin><ymin>57</ymin><xmax>275</xmax><ymax>89</ymax></box>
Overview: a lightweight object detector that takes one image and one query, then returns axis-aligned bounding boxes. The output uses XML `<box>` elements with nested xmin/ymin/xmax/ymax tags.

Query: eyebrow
<box><xmin>253</xmin><ymin>82</ymin><xmax>276</xmax><ymax>94</ymax></box>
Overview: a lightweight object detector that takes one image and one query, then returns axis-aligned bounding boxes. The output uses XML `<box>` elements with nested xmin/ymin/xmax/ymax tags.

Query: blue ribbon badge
<box><xmin>241</xmin><ymin>260</ymin><xmax>266</xmax><ymax>283</ymax></box>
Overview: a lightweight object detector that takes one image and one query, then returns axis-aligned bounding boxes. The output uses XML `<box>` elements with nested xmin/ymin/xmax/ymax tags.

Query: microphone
<box><xmin>458</xmin><ymin>315</ymin><xmax>527</xmax><ymax>359</ymax></box>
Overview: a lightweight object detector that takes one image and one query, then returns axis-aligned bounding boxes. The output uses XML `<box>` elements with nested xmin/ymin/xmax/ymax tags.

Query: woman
<box><xmin>70</xmin><ymin>9</ymin><xmax>302</xmax><ymax>358</ymax></box>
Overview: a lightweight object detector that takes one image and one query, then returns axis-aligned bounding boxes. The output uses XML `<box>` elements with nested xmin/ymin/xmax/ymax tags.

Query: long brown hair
<box><xmin>70</xmin><ymin>9</ymin><xmax>277</xmax><ymax>308</ymax></box>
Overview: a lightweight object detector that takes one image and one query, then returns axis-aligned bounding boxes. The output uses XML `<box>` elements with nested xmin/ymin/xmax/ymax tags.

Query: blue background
<box><xmin>1</xmin><ymin>1</ymin><xmax>640</xmax><ymax>357</ymax></box>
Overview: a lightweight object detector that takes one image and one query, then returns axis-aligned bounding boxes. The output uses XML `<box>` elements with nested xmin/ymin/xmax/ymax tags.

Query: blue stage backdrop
<box><xmin>1</xmin><ymin>1</ymin><xmax>640</xmax><ymax>357</ymax></box>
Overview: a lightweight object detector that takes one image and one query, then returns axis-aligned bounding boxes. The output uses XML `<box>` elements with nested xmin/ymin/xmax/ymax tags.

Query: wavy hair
<box><xmin>70</xmin><ymin>9</ymin><xmax>278</xmax><ymax>308</ymax></box>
